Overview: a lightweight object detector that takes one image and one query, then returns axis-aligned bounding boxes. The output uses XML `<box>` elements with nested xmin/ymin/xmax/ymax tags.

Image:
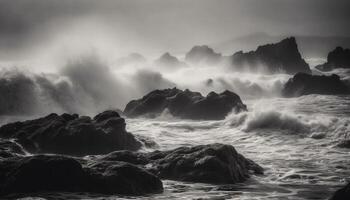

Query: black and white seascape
<box><xmin>1</xmin><ymin>1</ymin><xmax>350</xmax><ymax>199</ymax></box>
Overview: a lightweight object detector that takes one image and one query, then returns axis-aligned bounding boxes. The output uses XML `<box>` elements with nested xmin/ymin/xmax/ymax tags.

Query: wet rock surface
<box><xmin>0</xmin><ymin>139</ymin><xmax>26</xmax><ymax>159</ymax></box>
<box><xmin>0</xmin><ymin>154</ymin><xmax>163</xmax><ymax>196</ymax></box>
<box><xmin>97</xmin><ymin>143</ymin><xmax>264</xmax><ymax>184</ymax></box>
<box><xmin>0</xmin><ymin>110</ymin><xmax>142</xmax><ymax>156</ymax></box>
<box><xmin>282</xmin><ymin>73</ymin><xmax>350</xmax><ymax>97</ymax></box>
<box><xmin>124</xmin><ymin>88</ymin><xmax>247</xmax><ymax>120</ymax></box>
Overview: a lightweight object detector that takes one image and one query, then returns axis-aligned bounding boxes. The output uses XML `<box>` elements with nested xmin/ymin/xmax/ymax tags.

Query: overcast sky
<box><xmin>0</xmin><ymin>0</ymin><xmax>349</xmax><ymax>60</ymax></box>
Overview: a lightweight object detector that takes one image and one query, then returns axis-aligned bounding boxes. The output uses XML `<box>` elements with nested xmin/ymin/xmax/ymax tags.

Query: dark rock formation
<box><xmin>95</xmin><ymin>143</ymin><xmax>263</xmax><ymax>184</ymax></box>
<box><xmin>124</xmin><ymin>88</ymin><xmax>247</xmax><ymax>120</ymax></box>
<box><xmin>336</xmin><ymin>140</ymin><xmax>350</xmax><ymax>148</ymax></box>
<box><xmin>0</xmin><ymin>154</ymin><xmax>163</xmax><ymax>196</ymax></box>
<box><xmin>316</xmin><ymin>47</ymin><xmax>350</xmax><ymax>71</ymax></box>
<box><xmin>0</xmin><ymin>139</ymin><xmax>26</xmax><ymax>159</ymax></box>
<box><xmin>0</xmin><ymin>110</ymin><xmax>141</xmax><ymax>156</ymax></box>
<box><xmin>147</xmin><ymin>143</ymin><xmax>264</xmax><ymax>184</ymax></box>
<box><xmin>154</xmin><ymin>52</ymin><xmax>187</xmax><ymax>70</ymax></box>
<box><xmin>282</xmin><ymin>73</ymin><xmax>350</xmax><ymax>97</ymax></box>
<box><xmin>230</xmin><ymin>37</ymin><xmax>311</xmax><ymax>74</ymax></box>
<box><xmin>329</xmin><ymin>183</ymin><xmax>350</xmax><ymax>200</ymax></box>
<box><xmin>185</xmin><ymin>45</ymin><xmax>222</xmax><ymax>65</ymax></box>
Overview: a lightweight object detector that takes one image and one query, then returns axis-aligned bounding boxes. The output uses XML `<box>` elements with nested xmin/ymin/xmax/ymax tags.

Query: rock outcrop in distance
<box><xmin>154</xmin><ymin>52</ymin><xmax>187</xmax><ymax>71</ymax></box>
<box><xmin>185</xmin><ymin>45</ymin><xmax>222</xmax><ymax>66</ymax></box>
<box><xmin>0</xmin><ymin>110</ymin><xmax>141</xmax><ymax>156</ymax></box>
<box><xmin>315</xmin><ymin>47</ymin><xmax>350</xmax><ymax>71</ymax></box>
<box><xmin>123</xmin><ymin>88</ymin><xmax>247</xmax><ymax>120</ymax></box>
<box><xmin>0</xmin><ymin>142</ymin><xmax>262</xmax><ymax>197</ymax></box>
<box><xmin>230</xmin><ymin>37</ymin><xmax>311</xmax><ymax>75</ymax></box>
<box><xmin>282</xmin><ymin>73</ymin><xmax>350</xmax><ymax>97</ymax></box>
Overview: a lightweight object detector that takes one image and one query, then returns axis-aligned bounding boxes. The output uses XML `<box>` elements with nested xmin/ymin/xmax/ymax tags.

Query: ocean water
<box><xmin>1</xmin><ymin>65</ymin><xmax>350</xmax><ymax>200</ymax></box>
<box><xmin>12</xmin><ymin>94</ymin><xmax>350</xmax><ymax>200</ymax></box>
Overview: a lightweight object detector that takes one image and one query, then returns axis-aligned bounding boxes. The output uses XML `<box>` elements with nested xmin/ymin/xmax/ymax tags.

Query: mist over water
<box><xmin>0</xmin><ymin>49</ymin><xmax>294</xmax><ymax>120</ymax></box>
<box><xmin>1</xmin><ymin>2</ymin><xmax>350</xmax><ymax>198</ymax></box>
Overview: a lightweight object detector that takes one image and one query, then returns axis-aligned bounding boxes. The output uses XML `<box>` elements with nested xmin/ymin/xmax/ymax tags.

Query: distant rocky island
<box><xmin>316</xmin><ymin>47</ymin><xmax>350</xmax><ymax>71</ymax></box>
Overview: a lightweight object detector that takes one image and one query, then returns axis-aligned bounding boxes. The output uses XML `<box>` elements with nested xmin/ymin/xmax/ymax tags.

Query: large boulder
<box><xmin>329</xmin><ymin>182</ymin><xmax>350</xmax><ymax>200</ymax></box>
<box><xmin>230</xmin><ymin>37</ymin><xmax>311</xmax><ymax>74</ymax></box>
<box><xmin>0</xmin><ymin>110</ymin><xmax>142</xmax><ymax>156</ymax></box>
<box><xmin>96</xmin><ymin>143</ymin><xmax>264</xmax><ymax>184</ymax></box>
<box><xmin>282</xmin><ymin>73</ymin><xmax>350</xmax><ymax>97</ymax></box>
<box><xmin>123</xmin><ymin>88</ymin><xmax>247</xmax><ymax>120</ymax></box>
<box><xmin>85</xmin><ymin>160</ymin><xmax>163</xmax><ymax>195</ymax></box>
<box><xmin>0</xmin><ymin>154</ymin><xmax>163</xmax><ymax>196</ymax></box>
<box><xmin>147</xmin><ymin>144</ymin><xmax>264</xmax><ymax>184</ymax></box>
<box><xmin>154</xmin><ymin>52</ymin><xmax>187</xmax><ymax>71</ymax></box>
<box><xmin>316</xmin><ymin>47</ymin><xmax>350</xmax><ymax>71</ymax></box>
<box><xmin>185</xmin><ymin>45</ymin><xmax>222</xmax><ymax>65</ymax></box>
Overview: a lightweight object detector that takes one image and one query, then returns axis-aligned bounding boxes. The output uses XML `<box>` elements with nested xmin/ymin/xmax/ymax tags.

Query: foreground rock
<box><xmin>329</xmin><ymin>183</ymin><xmax>350</xmax><ymax>200</ymax></box>
<box><xmin>124</xmin><ymin>88</ymin><xmax>247</xmax><ymax>120</ymax></box>
<box><xmin>282</xmin><ymin>73</ymin><xmax>350</xmax><ymax>97</ymax></box>
<box><xmin>97</xmin><ymin>143</ymin><xmax>264</xmax><ymax>184</ymax></box>
<box><xmin>0</xmin><ymin>155</ymin><xmax>163</xmax><ymax>196</ymax></box>
<box><xmin>0</xmin><ymin>110</ymin><xmax>141</xmax><ymax>156</ymax></box>
<box><xmin>230</xmin><ymin>37</ymin><xmax>311</xmax><ymax>75</ymax></box>
<box><xmin>316</xmin><ymin>47</ymin><xmax>350</xmax><ymax>71</ymax></box>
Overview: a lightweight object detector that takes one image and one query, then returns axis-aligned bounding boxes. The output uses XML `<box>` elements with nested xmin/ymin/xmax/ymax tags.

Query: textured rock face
<box><xmin>230</xmin><ymin>37</ymin><xmax>311</xmax><ymax>74</ymax></box>
<box><xmin>147</xmin><ymin>144</ymin><xmax>264</xmax><ymax>184</ymax></box>
<box><xmin>124</xmin><ymin>88</ymin><xmax>247</xmax><ymax>120</ymax></box>
<box><xmin>185</xmin><ymin>45</ymin><xmax>222</xmax><ymax>65</ymax></box>
<box><xmin>155</xmin><ymin>52</ymin><xmax>187</xmax><ymax>70</ymax></box>
<box><xmin>282</xmin><ymin>73</ymin><xmax>350</xmax><ymax>97</ymax></box>
<box><xmin>97</xmin><ymin>143</ymin><xmax>264</xmax><ymax>184</ymax></box>
<box><xmin>0</xmin><ymin>155</ymin><xmax>163</xmax><ymax>196</ymax></box>
<box><xmin>0</xmin><ymin>142</ymin><xmax>261</xmax><ymax>195</ymax></box>
<box><xmin>0</xmin><ymin>139</ymin><xmax>26</xmax><ymax>159</ymax></box>
<box><xmin>316</xmin><ymin>47</ymin><xmax>350</xmax><ymax>71</ymax></box>
<box><xmin>329</xmin><ymin>183</ymin><xmax>350</xmax><ymax>200</ymax></box>
<box><xmin>0</xmin><ymin>110</ymin><xmax>142</xmax><ymax>156</ymax></box>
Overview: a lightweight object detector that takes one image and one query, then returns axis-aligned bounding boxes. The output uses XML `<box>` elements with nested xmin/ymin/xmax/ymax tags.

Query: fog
<box><xmin>0</xmin><ymin>0</ymin><xmax>349</xmax><ymax>117</ymax></box>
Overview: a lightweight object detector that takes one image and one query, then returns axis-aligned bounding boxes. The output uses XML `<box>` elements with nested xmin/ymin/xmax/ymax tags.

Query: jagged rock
<box><xmin>329</xmin><ymin>183</ymin><xmax>350</xmax><ymax>200</ymax></box>
<box><xmin>185</xmin><ymin>45</ymin><xmax>222</xmax><ymax>65</ymax></box>
<box><xmin>96</xmin><ymin>143</ymin><xmax>263</xmax><ymax>184</ymax></box>
<box><xmin>230</xmin><ymin>37</ymin><xmax>311</xmax><ymax>74</ymax></box>
<box><xmin>316</xmin><ymin>47</ymin><xmax>350</xmax><ymax>71</ymax></box>
<box><xmin>123</xmin><ymin>88</ymin><xmax>247</xmax><ymax>120</ymax></box>
<box><xmin>0</xmin><ymin>154</ymin><xmax>163</xmax><ymax>196</ymax></box>
<box><xmin>154</xmin><ymin>52</ymin><xmax>187</xmax><ymax>71</ymax></box>
<box><xmin>0</xmin><ymin>110</ymin><xmax>142</xmax><ymax>156</ymax></box>
<box><xmin>282</xmin><ymin>73</ymin><xmax>350</xmax><ymax>97</ymax></box>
